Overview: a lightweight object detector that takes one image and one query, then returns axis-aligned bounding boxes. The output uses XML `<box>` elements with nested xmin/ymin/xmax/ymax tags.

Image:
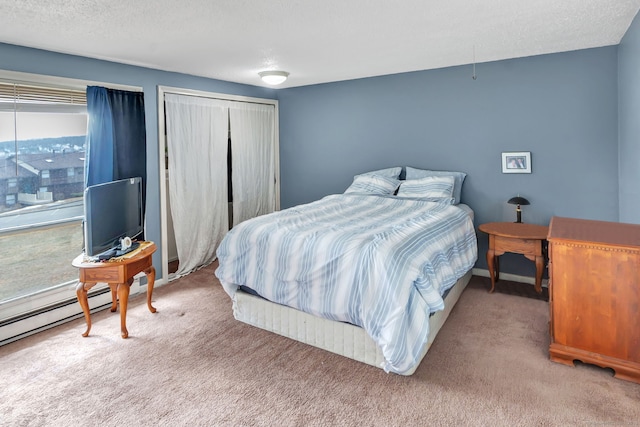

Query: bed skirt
<box><xmin>231</xmin><ymin>269</ymin><xmax>473</xmax><ymax>375</ymax></box>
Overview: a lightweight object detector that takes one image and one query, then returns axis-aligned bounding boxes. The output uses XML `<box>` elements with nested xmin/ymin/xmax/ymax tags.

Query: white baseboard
<box><xmin>472</xmin><ymin>268</ymin><xmax>548</xmax><ymax>288</ymax></box>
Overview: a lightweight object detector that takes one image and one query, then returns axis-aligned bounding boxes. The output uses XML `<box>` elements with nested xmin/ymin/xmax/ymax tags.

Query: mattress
<box><xmin>231</xmin><ymin>269</ymin><xmax>472</xmax><ymax>375</ymax></box>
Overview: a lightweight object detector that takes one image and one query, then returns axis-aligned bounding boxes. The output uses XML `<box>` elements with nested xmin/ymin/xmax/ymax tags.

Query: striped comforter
<box><xmin>215</xmin><ymin>193</ymin><xmax>478</xmax><ymax>374</ymax></box>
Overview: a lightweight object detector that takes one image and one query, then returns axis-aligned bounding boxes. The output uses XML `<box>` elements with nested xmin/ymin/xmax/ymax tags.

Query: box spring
<box><xmin>232</xmin><ymin>269</ymin><xmax>472</xmax><ymax>375</ymax></box>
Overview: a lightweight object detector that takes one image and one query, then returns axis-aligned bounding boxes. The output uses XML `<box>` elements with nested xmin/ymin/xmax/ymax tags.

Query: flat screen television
<box><xmin>83</xmin><ymin>177</ymin><xmax>144</xmax><ymax>257</ymax></box>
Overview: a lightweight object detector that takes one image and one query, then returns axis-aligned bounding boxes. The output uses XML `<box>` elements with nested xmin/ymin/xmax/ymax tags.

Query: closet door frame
<box><xmin>157</xmin><ymin>86</ymin><xmax>280</xmax><ymax>282</ymax></box>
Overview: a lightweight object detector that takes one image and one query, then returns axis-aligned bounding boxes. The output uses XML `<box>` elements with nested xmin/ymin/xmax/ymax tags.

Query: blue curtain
<box><xmin>84</xmin><ymin>86</ymin><xmax>147</xmax><ymax>217</ymax></box>
<box><xmin>108</xmin><ymin>88</ymin><xmax>147</xmax><ymax>213</ymax></box>
<box><xmin>85</xmin><ymin>86</ymin><xmax>114</xmax><ymax>186</ymax></box>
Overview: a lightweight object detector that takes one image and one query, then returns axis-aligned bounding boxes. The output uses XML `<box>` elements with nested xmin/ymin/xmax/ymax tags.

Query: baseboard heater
<box><xmin>0</xmin><ymin>281</ymin><xmax>141</xmax><ymax>346</ymax></box>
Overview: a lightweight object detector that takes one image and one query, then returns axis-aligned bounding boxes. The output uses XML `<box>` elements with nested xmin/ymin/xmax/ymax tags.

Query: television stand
<box><xmin>72</xmin><ymin>241</ymin><xmax>157</xmax><ymax>339</ymax></box>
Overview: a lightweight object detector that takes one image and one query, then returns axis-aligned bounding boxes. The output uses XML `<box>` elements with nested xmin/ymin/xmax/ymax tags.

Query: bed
<box><xmin>215</xmin><ymin>167</ymin><xmax>478</xmax><ymax>375</ymax></box>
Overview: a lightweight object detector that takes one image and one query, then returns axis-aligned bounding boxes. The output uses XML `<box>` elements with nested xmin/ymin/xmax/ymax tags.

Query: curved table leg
<box><xmin>144</xmin><ymin>266</ymin><xmax>157</xmax><ymax>313</ymax></box>
<box><xmin>76</xmin><ymin>282</ymin><xmax>95</xmax><ymax>337</ymax></box>
<box><xmin>487</xmin><ymin>249</ymin><xmax>496</xmax><ymax>293</ymax></box>
<box><xmin>117</xmin><ymin>280</ymin><xmax>131</xmax><ymax>339</ymax></box>
<box><xmin>108</xmin><ymin>283</ymin><xmax>118</xmax><ymax>312</ymax></box>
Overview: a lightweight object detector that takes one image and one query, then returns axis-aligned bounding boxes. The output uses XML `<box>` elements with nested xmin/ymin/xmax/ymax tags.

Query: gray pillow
<box><xmin>357</xmin><ymin>167</ymin><xmax>402</xmax><ymax>180</ymax></box>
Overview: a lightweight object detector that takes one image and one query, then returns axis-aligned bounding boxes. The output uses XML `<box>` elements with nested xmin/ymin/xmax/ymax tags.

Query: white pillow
<box><xmin>345</xmin><ymin>174</ymin><xmax>400</xmax><ymax>195</ymax></box>
<box><xmin>405</xmin><ymin>167</ymin><xmax>466</xmax><ymax>204</ymax></box>
<box><xmin>396</xmin><ymin>175</ymin><xmax>455</xmax><ymax>200</ymax></box>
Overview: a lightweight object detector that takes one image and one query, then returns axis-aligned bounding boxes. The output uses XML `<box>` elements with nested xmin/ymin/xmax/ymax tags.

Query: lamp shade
<box><xmin>259</xmin><ymin>70</ymin><xmax>289</xmax><ymax>85</ymax></box>
<box><xmin>508</xmin><ymin>196</ymin><xmax>530</xmax><ymax>206</ymax></box>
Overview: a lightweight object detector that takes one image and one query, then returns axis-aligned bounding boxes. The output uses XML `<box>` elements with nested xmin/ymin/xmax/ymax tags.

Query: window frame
<box><xmin>0</xmin><ymin>69</ymin><xmax>147</xmax><ymax>346</ymax></box>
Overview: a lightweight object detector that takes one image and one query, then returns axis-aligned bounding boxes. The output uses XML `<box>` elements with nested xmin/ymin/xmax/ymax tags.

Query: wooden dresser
<box><xmin>547</xmin><ymin>216</ymin><xmax>640</xmax><ymax>383</ymax></box>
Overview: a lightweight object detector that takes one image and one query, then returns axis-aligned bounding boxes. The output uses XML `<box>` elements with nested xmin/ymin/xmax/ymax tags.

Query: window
<box><xmin>0</xmin><ymin>76</ymin><xmax>88</xmax><ymax>343</ymax></box>
<box><xmin>0</xmin><ymin>80</ymin><xmax>87</xmax><ymax>215</ymax></box>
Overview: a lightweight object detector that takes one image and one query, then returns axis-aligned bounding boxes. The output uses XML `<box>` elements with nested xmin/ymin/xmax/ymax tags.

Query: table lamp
<box><xmin>508</xmin><ymin>195</ymin><xmax>530</xmax><ymax>223</ymax></box>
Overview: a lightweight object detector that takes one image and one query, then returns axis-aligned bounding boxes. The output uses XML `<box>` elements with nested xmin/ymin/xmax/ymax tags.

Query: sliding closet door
<box><xmin>165</xmin><ymin>93</ymin><xmax>228</xmax><ymax>277</ymax></box>
<box><xmin>229</xmin><ymin>103</ymin><xmax>276</xmax><ymax>226</ymax></box>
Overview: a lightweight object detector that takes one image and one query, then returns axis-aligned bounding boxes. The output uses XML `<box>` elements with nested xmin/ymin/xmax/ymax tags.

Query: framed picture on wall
<box><xmin>502</xmin><ymin>152</ymin><xmax>531</xmax><ymax>173</ymax></box>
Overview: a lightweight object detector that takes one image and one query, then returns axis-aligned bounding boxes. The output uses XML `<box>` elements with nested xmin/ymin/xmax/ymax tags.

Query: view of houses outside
<box><xmin>0</xmin><ymin>136</ymin><xmax>86</xmax><ymax>213</ymax></box>
<box><xmin>0</xmin><ymin>109</ymin><xmax>87</xmax><ymax>303</ymax></box>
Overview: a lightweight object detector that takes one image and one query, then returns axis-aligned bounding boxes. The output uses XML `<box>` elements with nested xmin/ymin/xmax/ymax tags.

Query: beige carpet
<box><xmin>1</xmin><ymin>264</ymin><xmax>638</xmax><ymax>427</ymax></box>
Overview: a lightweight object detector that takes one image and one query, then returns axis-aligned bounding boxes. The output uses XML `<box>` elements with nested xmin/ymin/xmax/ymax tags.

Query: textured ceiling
<box><xmin>0</xmin><ymin>0</ymin><xmax>639</xmax><ymax>89</ymax></box>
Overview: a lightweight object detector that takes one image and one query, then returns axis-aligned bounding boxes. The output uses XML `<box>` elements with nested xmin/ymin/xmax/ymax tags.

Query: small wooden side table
<box><xmin>72</xmin><ymin>241</ymin><xmax>157</xmax><ymax>338</ymax></box>
<box><xmin>478</xmin><ymin>222</ymin><xmax>549</xmax><ymax>294</ymax></box>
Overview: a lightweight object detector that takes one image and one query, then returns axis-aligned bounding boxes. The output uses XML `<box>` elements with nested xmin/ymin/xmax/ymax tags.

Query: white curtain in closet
<box><xmin>165</xmin><ymin>93</ymin><xmax>229</xmax><ymax>278</ymax></box>
<box><xmin>229</xmin><ymin>103</ymin><xmax>276</xmax><ymax>225</ymax></box>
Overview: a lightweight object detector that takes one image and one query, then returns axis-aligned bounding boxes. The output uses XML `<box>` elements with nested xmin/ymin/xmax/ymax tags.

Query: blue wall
<box><xmin>619</xmin><ymin>12</ymin><xmax>640</xmax><ymax>224</ymax></box>
<box><xmin>278</xmin><ymin>47</ymin><xmax>620</xmax><ymax>274</ymax></box>
<box><xmin>1</xmin><ymin>39</ymin><xmax>629</xmax><ymax>279</ymax></box>
<box><xmin>0</xmin><ymin>42</ymin><xmax>277</xmax><ymax>277</ymax></box>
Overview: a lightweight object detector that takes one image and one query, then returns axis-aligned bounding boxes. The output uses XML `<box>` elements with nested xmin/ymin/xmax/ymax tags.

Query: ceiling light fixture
<box><xmin>259</xmin><ymin>70</ymin><xmax>289</xmax><ymax>85</ymax></box>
